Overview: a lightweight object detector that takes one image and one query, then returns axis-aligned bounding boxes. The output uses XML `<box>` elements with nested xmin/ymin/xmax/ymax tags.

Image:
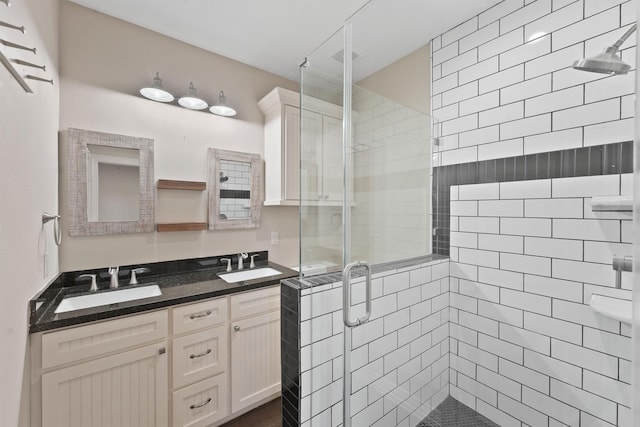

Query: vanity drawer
<box><xmin>172</xmin><ymin>326</ymin><xmax>228</xmax><ymax>389</ymax></box>
<box><xmin>230</xmin><ymin>285</ymin><xmax>280</xmax><ymax>320</ymax></box>
<box><xmin>173</xmin><ymin>374</ymin><xmax>228</xmax><ymax>427</ymax></box>
<box><xmin>42</xmin><ymin>310</ymin><xmax>168</xmax><ymax>369</ymax></box>
<box><xmin>172</xmin><ymin>297</ymin><xmax>227</xmax><ymax>336</ymax></box>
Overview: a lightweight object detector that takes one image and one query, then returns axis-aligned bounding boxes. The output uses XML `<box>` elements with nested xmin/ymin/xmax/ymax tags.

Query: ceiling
<box><xmin>68</xmin><ymin>0</ymin><xmax>501</xmax><ymax>82</ymax></box>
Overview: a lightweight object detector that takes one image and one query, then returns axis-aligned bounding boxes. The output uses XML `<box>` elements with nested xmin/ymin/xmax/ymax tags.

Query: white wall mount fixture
<box><xmin>589</xmin><ymin>294</ymin><xmax>632</xmax><ymax>324</ymax></box>
<box><xmin>590</xmin><ymin>195</ymin><xmax>633</xmax><ymax>212</ymax></box>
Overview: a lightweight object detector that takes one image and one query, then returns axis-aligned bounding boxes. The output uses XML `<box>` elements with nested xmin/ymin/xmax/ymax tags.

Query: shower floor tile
<box><xmin>416</xmin><ymin>396</ymin><xmax>499</xmax><ymax>427</ymax></box>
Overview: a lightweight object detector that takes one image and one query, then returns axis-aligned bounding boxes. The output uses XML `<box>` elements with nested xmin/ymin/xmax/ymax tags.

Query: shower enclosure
<box><xmin>292</xmin><ymin>0</ymin><xmax>637</xmax><ymax>426</ymax></box>
<box><xmin>298</xmin><ymin>4</ymin><xmax>438</xmax><ymax>426</ymax></box>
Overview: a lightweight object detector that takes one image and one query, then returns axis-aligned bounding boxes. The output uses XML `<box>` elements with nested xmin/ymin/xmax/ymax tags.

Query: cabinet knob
<box><xmin>233</xmin><ymin>325</ymin><xmax>240</xmax><ymax>331</ymax></box>
<box><xmin>158</xmin><ymin>347</ymin><xmax>166</xmax><ymax>355</ymax></box>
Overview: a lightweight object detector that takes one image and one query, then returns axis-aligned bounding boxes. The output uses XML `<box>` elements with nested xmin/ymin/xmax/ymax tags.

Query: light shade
<box><xmin>140</xmin><ymin>72</ymin><xmax>174</xmax><ymax>102</ymax></box>
<box><xmin>178</xmin><ymin>82</ymin><xmax>208</xmax><ymax>110</ymax></box>
<box><xmin>209</xmin><ymin>90</ymin><xmax>237</xmax><ymax>117</ymax></box>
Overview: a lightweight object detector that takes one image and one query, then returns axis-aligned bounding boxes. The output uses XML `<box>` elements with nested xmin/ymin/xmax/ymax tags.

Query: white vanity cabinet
<box><xmin>38</xmin><ymin>310</ymin><xmax>169</xmax><ymax>427</ymax></box>
<box><xmin>34</xmin><ymin>285</ymin><xmax>282</xmax><ymax>427</ymax></box>
<box><xmin>229</xmin><ymin>285</ymin><xmax>281</xmax><ymax>413</ymax></box>
<box><xmin>258</xmin><ymin>86</ymin><xmax>346</xmax><ymax>206</ymax></box>
<box><xmin>171</xmin><ymin>297</ymin><xmax>229</xmax><ymax>427</ymax></box>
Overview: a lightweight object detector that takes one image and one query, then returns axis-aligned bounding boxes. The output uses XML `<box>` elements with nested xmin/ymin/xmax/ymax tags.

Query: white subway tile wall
<box><xmin>300</xmin><ymin>259</ymin><xmax>450</xmax><ymax>427</ymax></box>
<box><xmin>431</xmin><ymin>0</ymin><xmax>635</xmax><ymax>165</ymax></box>
<box><xmin>351</xmin><ymin>88</ymin><xmax>432</xmax><ymax>263</ymax></box>
<box><xmin>449</xmin><ymin>174</ymin><xmax>632</xmax><ymax>426</ymax></box>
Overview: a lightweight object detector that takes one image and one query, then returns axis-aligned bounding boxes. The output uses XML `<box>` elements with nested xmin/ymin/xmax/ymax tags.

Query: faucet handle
<box><xmin>220</xmin><ymin>258</ymin><xmax>232</xmax><ymax>272</ymax></box>
<box><xmin>249</xmin><ymin>254</ymin><xmax>260</xmax><ymax>269</ymax></box>
<box><xmin>108</xmin><ymin>266</ymin><xmax>120</xmax><ymax>289</ymax></box>
<box><xmin>129</xmin><ymin>267</ymin><xmax>150</xmax><ymax>285</ymax></box>
<box><xmin>78</xmin><ymin>274</ymin><xmax>98</xmax><ymax>291</ymax></box>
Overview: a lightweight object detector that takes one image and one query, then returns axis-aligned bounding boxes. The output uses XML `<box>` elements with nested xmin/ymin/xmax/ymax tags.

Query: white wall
<box><xmin>0</xmin><ymin>1</ymin><xmax>60</xmax><ymax>425</ymax></box>
<box><xmin>300</xmin><ymin>259</ymin><xmax>450</xmax><ymax>427</ymax></box>
<box><xmin>58</xmin><ymin>2</ymin><xmax>300</xmax><ymax>271</ymax></box>
<box><xmin>432</xmin><ymin>0</ymin><xmax>635</xmax><ymax>166</ymax></box>
<box><xmin>431</xmin><ymin>0</ymin><xmax>637</xmax><ymax>425</ymax></box>
<box><xmin>358</xmin><ymin>44</ymin><xmax>431</xmax><ymax>115</ymax></box>
<box><xmin>449</xmin><ymin>176</ymin><xmax>633</xmax><ymax>426</ymax></box>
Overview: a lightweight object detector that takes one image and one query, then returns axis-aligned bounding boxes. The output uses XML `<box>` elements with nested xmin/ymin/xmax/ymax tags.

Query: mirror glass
<box><xmin>208</xmin><ymin>148</ymin><xmax>262</xmax><ymax>230</ymax></box>
<box><xmin>219</xmin><ymin>159</ymin><xmax>252</xmax><ymax>220</ymax></box>
<box><xmin>64</xmin><ymin>128</ymin><xmax>155</xmax><ymax>236</ymax></box>
<box><xmin>86</xmin><ymin>144</ymin><xmax>140</xmax><ymax>221</ymax></box>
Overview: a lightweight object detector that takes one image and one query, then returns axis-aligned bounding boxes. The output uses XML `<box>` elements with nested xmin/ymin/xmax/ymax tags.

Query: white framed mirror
<box><xmin>208</xmin><ymin>148</ymin><xmax>262</xmax><ymax>230</ymax></box>
<box><xmin>63</xmin><ymin>128</ymin><xmax>155</xmax><ymax>236</ymax></box>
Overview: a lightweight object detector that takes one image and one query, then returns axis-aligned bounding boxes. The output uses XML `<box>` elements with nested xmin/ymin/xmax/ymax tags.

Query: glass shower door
<box><xmin>300</xmin><ymin>5</ymin><xmax>433</xmax><ymax>425</ymax></box>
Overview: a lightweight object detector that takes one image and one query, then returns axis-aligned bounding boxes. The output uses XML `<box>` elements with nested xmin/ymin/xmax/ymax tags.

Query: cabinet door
<box><xmin>299</xmin><ymin>108</ymin><xmax>323</xmax><ymax>201</ymax></box>
<box><xmin>230</xmin><ymin>285</ymin><xmax>280</xmax><ymax>321</ymax></box>
<box><xmin>172</xmin><ymin>326</ymin><xmax>228</xmax><ymax>389</ymax></box>
<box><xmin>283</xmin><ymin>105</ymin><xmax>301</xmax><ymax>201</ymax></box>
<box><xmin>42</xmin><ymin>341</ymin><xmax>169</xmax><ymax>427</ymax></box>
<box><xmin>172</xmin><ymin>297</ymin><xmax>227</xmax><ymax>336</ymax></box>
<box><xmin>321</xmin><ymin>115</ymin><xmax>343</xmax><ymax>201</ymax></box>
<box><xmin>172</xmin><ymin>374</ymin><xmax>228</xmax><ymax>427</ymax></box>
<box><xmin>230</xmin><ymin>310</ymin><xmax>281</xmax><ymax>413</ymax></box>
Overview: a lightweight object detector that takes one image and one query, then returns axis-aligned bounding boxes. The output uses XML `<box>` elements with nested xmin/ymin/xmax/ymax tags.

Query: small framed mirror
<box><xmin>63</xmin><ymin>128</ymin><xmax>155</xmax><ymax>236</ymax></box>
<box><xmin>208</xmin><ymin>148</ymin><xmax>262</xmax><ymax>230</ymax></box>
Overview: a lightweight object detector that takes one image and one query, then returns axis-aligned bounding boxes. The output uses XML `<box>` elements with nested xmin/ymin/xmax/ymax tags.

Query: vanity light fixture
<box><xmin>178</xmin><ymin>82</ymin><xmax>208</xmax><ymax>110</ymax></box>
<box><xmin>140</xmin><ymin>72</ymin><xmax>174</xmax><ymax>103</ymax></box>
<box><xmin>209</xmin><ymin>90</ymin><xmax>237</xmax><ymax>117</ymax></box>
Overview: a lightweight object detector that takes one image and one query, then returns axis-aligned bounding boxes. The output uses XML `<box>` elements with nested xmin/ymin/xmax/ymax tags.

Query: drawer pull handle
<box><xmin>190</xmin><ymin>397</ymin><xmax>212</xmax><ymax>410</ymax></box>
<box><xmin>189</xmin><ymin>310</ymin><xmax>212</xmax><ymax>320</ymax></box>
<box><xmin>234</xmin><ymin>325</ymin><xmax>240</xmax><ymax>331</ymax></box>
<box><xmin>189</xmin><ymin>349</ymin><xmax>212</xmax><ymax>359</ymax></box>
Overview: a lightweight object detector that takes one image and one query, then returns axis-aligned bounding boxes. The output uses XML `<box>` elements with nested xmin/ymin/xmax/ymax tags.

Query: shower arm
<box><xmin>611</xmin><ymin>23</ymin><xmax>636</xmax><ymax>50</ymax></box>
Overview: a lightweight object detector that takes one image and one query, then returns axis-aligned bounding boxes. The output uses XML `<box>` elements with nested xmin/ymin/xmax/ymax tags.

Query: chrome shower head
<box><xmin>219</xmin><ymin>171</ymin><xmax>229</xmax><ymax>182</ymax></box>
<box><xmin>572</xmin><ymin>23</ymin><xmax>636</xmax><ymax>75</ymax></box>
<box><xmin>572</xmin><ymin>46</ymin><xmax>631</xmax><ymax>75</ymax></box>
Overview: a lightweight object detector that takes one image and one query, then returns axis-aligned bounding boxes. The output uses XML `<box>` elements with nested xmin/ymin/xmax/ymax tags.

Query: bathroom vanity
<box><xmin>29</xmin><ymin>256</ymin><xmax>295</xmax><ymax>427</ymax></box>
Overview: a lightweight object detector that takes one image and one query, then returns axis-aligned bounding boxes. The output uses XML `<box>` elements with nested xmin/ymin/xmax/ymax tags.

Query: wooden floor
<box><xmin>221</xmin><ymin>398</ymin><xmax>282</xmax><ymax>427</ymax></box>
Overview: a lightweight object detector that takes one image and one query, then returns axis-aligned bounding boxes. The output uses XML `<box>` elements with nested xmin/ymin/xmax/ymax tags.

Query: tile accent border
<box><xmin>432</xmin><ymin>141</ymin><xmax>633</xmax><ymax>255</ymax></box>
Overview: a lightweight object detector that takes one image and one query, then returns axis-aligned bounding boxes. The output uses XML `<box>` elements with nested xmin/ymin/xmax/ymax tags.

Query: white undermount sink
<box><xmin>218</xmin><ymin>267</ymin><xmax>282</xmax><ymax>283</ymax></box>
<box><xmin>55</xmin><ymin>285</ymin><xmax>162</xmax><ymax>313</ymax></box>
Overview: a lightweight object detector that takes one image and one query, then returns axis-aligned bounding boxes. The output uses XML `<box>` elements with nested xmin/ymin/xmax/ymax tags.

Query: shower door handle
<box><xmin>343</xmin><ymin>261</ymin><xmax>372</xmax><ymax>328</ymax></box>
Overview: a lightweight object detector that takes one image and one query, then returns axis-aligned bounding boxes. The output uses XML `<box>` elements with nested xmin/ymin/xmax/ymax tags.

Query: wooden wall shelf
<box><xmin>156</xmin><ymin>222</ymin><xmax>207</xmax><ymax>232</ymax></box>
<box><xmin>157</xmin><ymin>179</ymin><xmax>206</xmax><ymax>191</ymax></box>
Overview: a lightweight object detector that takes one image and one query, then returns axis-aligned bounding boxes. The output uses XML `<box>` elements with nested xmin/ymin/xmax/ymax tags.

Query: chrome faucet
<box><xmin>108</xmin><ymin>266</ymin><xmax>120</xmax><ymax>289</ymax></box>
<box><xmin>238</xmin><ymin>253</ymin><xmax>248</xmax><ymax>270</ymax></box>
<box><xmin>250</xmin><ymin>254</ymin><xmax>259</xmax><ymax>269</ymax></box>
<box><xmin>220</xmin><ymin>258</ymin><xmax>232</xmax><ymax>272</ymax></box>
<box><xmin>78</xmin><ymin>274</ymin><xmax>98</xmax><ymax>292</ymax></box>
<box><xmin>129</xmin><ymin>267</ymin><xmax>150</xmax><ymax>285</ymax></box>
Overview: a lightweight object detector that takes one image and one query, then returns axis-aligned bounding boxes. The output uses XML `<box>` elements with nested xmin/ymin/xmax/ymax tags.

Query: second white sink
<box><xmin>218</xmin><ymin>267</ymin><xmax>282</xmax><ymax>283</ymax></box>
<box><xmin>55</xmin><ymin>285</ymin><xmax>162</xmax><ymax>313</ymax></box>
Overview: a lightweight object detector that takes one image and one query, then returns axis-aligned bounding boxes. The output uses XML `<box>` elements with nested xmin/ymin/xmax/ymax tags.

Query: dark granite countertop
<box><xmin>30</xmin><ymin>259</ymin><xmax>297</xmax><ymax>333</ymax></box>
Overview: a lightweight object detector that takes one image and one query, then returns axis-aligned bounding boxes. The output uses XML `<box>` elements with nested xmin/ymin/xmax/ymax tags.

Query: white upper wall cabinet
<box><xmin>258</xmin><ymin>87</ymin><xmax>348</xmax><ymax>206</ymax></box>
